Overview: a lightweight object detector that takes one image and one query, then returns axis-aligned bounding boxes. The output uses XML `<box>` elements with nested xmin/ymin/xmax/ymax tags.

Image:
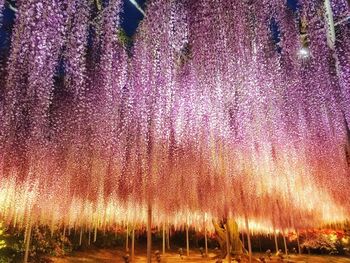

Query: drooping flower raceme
<box><xmin>0</xmin><ymin>0</ymin><xmax>349</xmax><ymax>232</ymax></box>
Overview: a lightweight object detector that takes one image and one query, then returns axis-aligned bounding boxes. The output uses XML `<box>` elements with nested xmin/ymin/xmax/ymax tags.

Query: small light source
<box><xmin>298</xmin><ymin>47</ymin><xmax>310</xmax><ymax>59</ymax></box>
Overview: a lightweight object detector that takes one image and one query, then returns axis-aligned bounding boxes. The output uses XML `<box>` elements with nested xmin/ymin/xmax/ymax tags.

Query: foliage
<box><xmin>118</xmin><ymin>28</ymin><xmax>132</xmax><ymax>47</ymax></box>
<box><xmin>342</xmin><ymin>226</ymin><xmax>350</xmax><ymax>255</ymax></box>
<box><xmin>0</xmin><ymin>224</ymin><xmax>24</xmax><ymax>263</ymax></box>
<box><xmin>0</xmin><ymin>224</ymin><xmax>73</xmax><ymax>263</ymax></box>
<box><xmin>30</xmin><ymin>226</ymin><xmax>72</xmax><ymax>258</ymax></box>
<box><xmin>301</xmin><ymin>229</ymin><xmax>350</xmax><ymax>255</ymax></box>
<box><xmin>0</xmin><ymin>222</ymin><xmax>6</xmax><ymax>249</ymax></box>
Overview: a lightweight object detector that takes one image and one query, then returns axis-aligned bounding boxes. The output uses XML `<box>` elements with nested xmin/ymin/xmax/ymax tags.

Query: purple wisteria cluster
<box><xmin>0</xmin><ymin>0</ymin><xmax>349</xmax><ymax>230</ymax></box>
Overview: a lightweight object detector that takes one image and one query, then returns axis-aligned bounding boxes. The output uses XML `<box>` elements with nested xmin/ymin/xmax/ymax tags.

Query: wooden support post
<box><xmin>23</xmin><ymin>216</ymin><xmax>32</xmax><ymax>263</ymax></box>
<box><xmin>225</xmin><ymin>224</ymin><xmax>231</xmax><ymax>263</ymax></box>
<box><xmin>50</xmin><ymin>219</ymin><xmax>54</xmax><ymax>238</ymax></box>
<box><xmin>63</xmin><ymin>225</ymin><xmax>66</xmax><ymax>238</ymax></box>
<box><xmin>245</xmin><ymin>217</ymin><xmax>252</xmax><ymax>263</ymax></box>
<box><xmin>242</xmin><ymin>231</ymin><xmax>245</xmax><ymax>250</ymax></box>
<box><xmin>88</xmin><ymin>229</ymin><xmax>91</xmax><ymax>246</ymax></box>
<box><xmin>131</xmin><ymin>226</ymin><xmax>135</xmax><ymax>262</ymax></box>
<box><xmin>305</xmin><ymin>231</ymin><xmax>310</xmax><ymax>255</ymax></box>
<box><xmin>126</xmin><ymin>223</ymin><xmax>129</xmax><ymax>252</ymax></box>
<box><xmin>94</xmin><ymin>224</ymin><xmax>97</xmax><ymax>243</ymax></box>
<box><xmin>79</xmin><ymin>228</ymin><xmax>83</xmax><ymax>246</ymax></box>
<box><xmin>204</xmin><ymin>226</ymin><xmax>208</xmax><ymax>257</ymax></box>
<box><xmin>13</xmin><ymin>213</ymin><xmax>17</xmax><ymax>228</ymax></box>
<box><xmin>147</xmin><ymin>203</ymin><xmax>152</xmax><ymax>263</ymax></box>
<box><xmin>167</xmin><ymin>223</ymin><xmax>170</xmax><ymax>250</ymax></box>
<box><xmin>274</xmin><ymin>230</ymin><xmax>279</xmax><ymax>253</ymax></box>
<box><xmin>186</xmin><ymin>223</ymin><xmax>190</xmax><ymax>256</ymax></box>
<box><xmin>283</xmin><ymin>231</ymin><xmax>288</xmax><ymax>256</ymax></box>
<box><xmin>259</xmin><ymin>236</ymin><xmax>262</xmax><ymax>253</ymax></box>
<box><xmin>162</xmin><ymin>222</ymin><xmax>166</xmax><ymax>255</ymax></box>
<box><xmin>296</xmin><ymin>230</ymin><xmax>301</xmax><ymax>255</ymax></box>
<box><xmin>62</xmin><ymin>225</ymin><xmax>66</xmax><ymax>253</ymax></box>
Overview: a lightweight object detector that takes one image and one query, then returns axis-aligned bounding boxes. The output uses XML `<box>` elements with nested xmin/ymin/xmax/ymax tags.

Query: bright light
<box><xmin>298</xmin><ymin>47</ymin><xmax>311</xmax><ymax>59</ymax></box>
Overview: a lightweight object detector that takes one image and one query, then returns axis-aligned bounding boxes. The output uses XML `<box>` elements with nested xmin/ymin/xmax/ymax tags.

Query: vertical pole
<box><xmin>162</xmin><ymin>222</ymin><xmax>166</xmax><ymax>255</ymax></box>
<box><xmin>305</xmin><ymin>231</ymin><xmax>310</xmax><ymax>255</ymax></box>
<box><xmin>245</xmin><ymin>217</ymin><xmax>252</xmax><ymax>263</ymax></box>
<box><xmin>88</xmin><ymin>229</ymin><xmax>91</xmax><ymax>246</ymax></box>
<box><xmin>23</xmin><ymin>216</ymin><xmax>32</xmax><ymax>263</ymax></box>
<box><xmin>274</xmin><ymin>230</ymin><xmax>279</xmax><ymax>253</ymax></box>
<box><xmin>147</xmin><ymin>203</ymin><xmax>152</xmax><ymax>263</ymax></box>
<box><xmin>131</xmin><ymin>226</ymin><xmax>135</xmax><ymax>262</ymax></box>
<box><xmin>126</xmin><ymin>223</ymin><xmax>129</xmax><ymax>252</ymax></box>
<box><xmin>13</xmin><ymin>213</ymin><xmax>17</xmax><ymax>228</ymax></box>
<box><xmin>186</xmin><ymin>223</ymin><xmax>190</xmax><ymax>256</ymax></box>
<box><xmin>204</xmin><ymin>226</ymin><xmax>208</xmax><ymax>257</ymax></box>
<box><xmin>50</xmin><ymin>219</ymin><xmax>54</xmax><ymax>237</ymax></box>
<box><xmin>94</xmin><ymin>224</ymin><xmax>97</xmax><ymax>243</ymax></box>
<box><xmin>242</xmin><ymin>231</ymin><xmax>245</xmax><ymax>250</ymax></box>
<box><xmin>167</xmin><ymin>223</ymin><xmax>170</xmax><ymax>250</ymax></box>
<box><xmin>204</xmin><ymin>213</ymin><xmax>208</xmax><ymax>257</ymax></box>
<box><xmin>296</xmin><ymin>230</ymin><xmax>301</xmax><ymax>255</ymax></box>
<box><xmin>225</xmin><ymin>224</ymin><xmax>231</xmax><ymax>263</ymax></box>
<box><xmin>79</xmin><ymin>228</ymin><xmax>83</xmax><ymax>246</ymax></box>
<box><xmin>283</xmin><ymin>231</ymin><xmax>288</xmax><ymax>256</ymax></box>
<box><xmin>259</xmin><ymin>236</ymin><xmax>262</xmax><ymax>253</ymax></box>
<box><xmin>62</xmin><ymin>225</ymin><xmax>66</xmax><ymax>253</ymax></box>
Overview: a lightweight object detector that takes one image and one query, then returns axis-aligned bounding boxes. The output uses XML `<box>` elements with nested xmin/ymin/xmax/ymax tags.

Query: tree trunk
<box><xmin>213</xmin><ymin>219</ymin><xmax>243</xmax><ymax>258</ymax></box>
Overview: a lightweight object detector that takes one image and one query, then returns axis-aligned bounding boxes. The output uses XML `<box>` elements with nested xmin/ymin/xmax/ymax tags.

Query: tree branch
<box><xmin>128</xmin><ymin>0</ymin><xmax>145</xmax><ymax>16</ymax></box>
<box><xmin>6</xmin><ymin>1</ymin><xmax>18</xmax><ymax>12</ymax></box>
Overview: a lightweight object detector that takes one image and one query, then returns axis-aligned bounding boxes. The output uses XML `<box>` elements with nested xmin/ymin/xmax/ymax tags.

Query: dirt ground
<box><xmin>50</xmin><ymin>249</ymin><xmax>350</xmax><ymax>263</ymax></box>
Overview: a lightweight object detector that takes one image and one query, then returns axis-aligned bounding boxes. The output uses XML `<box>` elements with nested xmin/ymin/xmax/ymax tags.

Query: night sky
<box><xmin>122</xmin><ymin>0</ymin><xmax>146</xmax><ymax>36</ymax></box>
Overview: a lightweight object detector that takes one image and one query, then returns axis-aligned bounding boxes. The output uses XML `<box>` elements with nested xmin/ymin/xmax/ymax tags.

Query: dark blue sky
<box><xmin>122</xmin><ymin>0</ymin><xmax>146</xmax><ymax>36</ymax></box>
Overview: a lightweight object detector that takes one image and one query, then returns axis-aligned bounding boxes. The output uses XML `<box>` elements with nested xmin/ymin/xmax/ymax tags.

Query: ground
<box><xmin>50</xmin><ymin>249</ymin><xmax>350</xmax><ymax>263</ymax></box>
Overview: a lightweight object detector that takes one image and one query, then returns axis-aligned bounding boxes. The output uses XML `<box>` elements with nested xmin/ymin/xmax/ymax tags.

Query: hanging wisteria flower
<box><xmin>0</xmin><ymin>0</ymin><xmax>349</xmax><ymax>232</ymax></box>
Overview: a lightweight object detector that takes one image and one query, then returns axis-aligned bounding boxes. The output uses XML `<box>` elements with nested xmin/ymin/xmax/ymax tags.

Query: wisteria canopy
<box><xmin>0</xmin><ymin>0</ymin><xmax>349</xmax><ymax>233</ymax></box>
